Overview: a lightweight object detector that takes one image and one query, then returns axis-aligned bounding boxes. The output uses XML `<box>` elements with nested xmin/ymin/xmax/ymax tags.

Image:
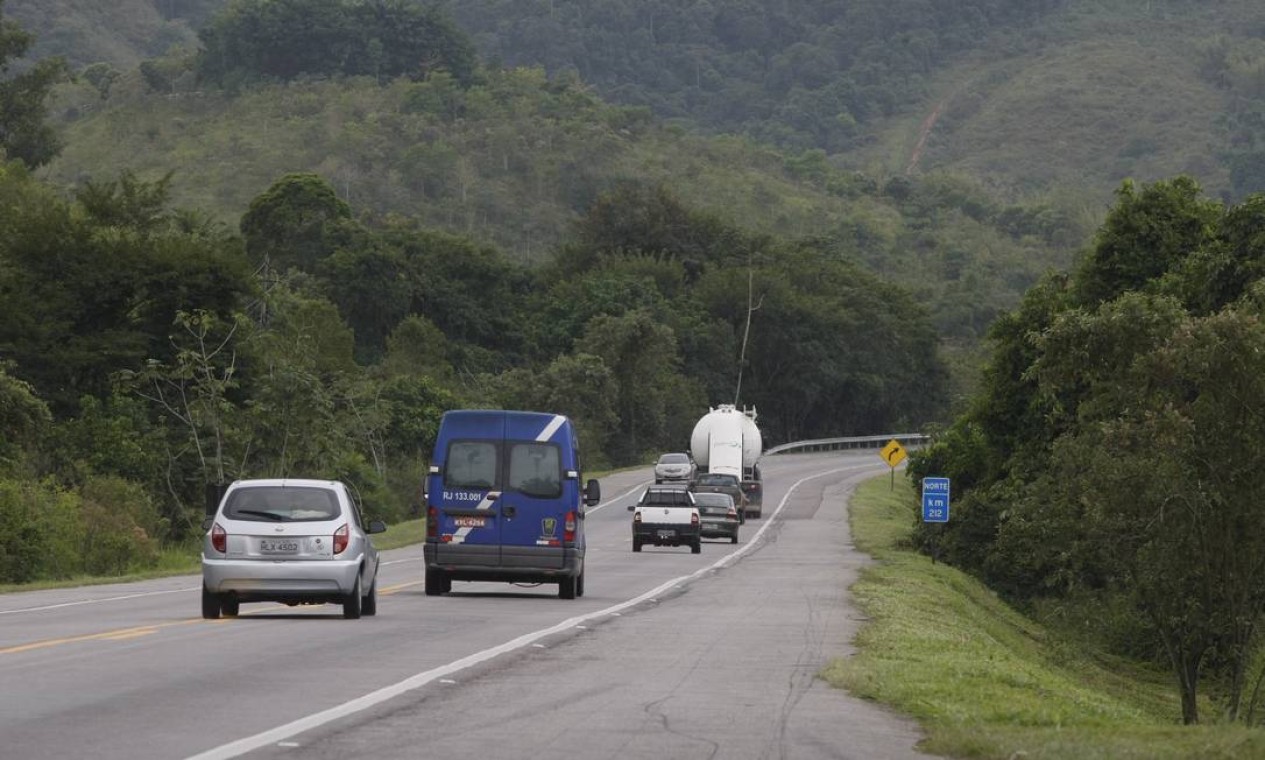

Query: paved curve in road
<box><xmin>0</xmin><ymin>452</ymin><xmax>934</xmax><ymax>760</ymax></box>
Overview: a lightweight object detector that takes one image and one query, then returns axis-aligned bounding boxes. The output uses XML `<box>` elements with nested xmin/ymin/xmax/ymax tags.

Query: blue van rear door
<box><xmin>498</xmin><ymin>413</ymin><xmax>575</xmax><ymax>570</ymax></box>
<box><xmin>433</xmin><ymin>412</ymin><xmax>506</xmax><ymax>566</ymax></box>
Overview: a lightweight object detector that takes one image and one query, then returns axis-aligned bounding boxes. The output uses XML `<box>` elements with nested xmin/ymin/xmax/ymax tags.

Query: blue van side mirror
<box><xmin>585</xmin><ymin>478</ymin><xmax>601</xmax><ymax>506</ymax></box>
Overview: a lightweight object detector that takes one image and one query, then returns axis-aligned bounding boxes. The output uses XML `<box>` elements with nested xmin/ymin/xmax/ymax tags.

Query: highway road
<box><xmin>0</xmin><ymin>451</ymin><xmax>933</xmax><ymax>760</ymax></box>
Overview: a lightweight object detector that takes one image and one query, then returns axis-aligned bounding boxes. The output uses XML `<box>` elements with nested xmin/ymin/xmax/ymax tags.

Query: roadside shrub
<box><xmin>78</xmin><ymin>476</ymin><xmax>161</xmax><ymax>576</ymax></box>
<box><xmin>0</xmin><ymin>479</ymin><xmax>82</xmax><ymax>583</ymax></box>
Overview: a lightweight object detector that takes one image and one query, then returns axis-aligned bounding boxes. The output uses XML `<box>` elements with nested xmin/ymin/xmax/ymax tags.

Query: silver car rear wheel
<box><xmin>201</xmin><ymin>586</ymin><xmax>221</xmax><ymax>620</ymax></box>
<box><xmin>343</xmin><ymin>574</ymin><xmax>363</xmax><ymax>619</ymax></box>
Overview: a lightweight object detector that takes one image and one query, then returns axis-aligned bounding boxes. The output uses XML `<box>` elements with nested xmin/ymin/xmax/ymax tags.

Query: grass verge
<box><xmin>822</xmin><ymin>475</ymin><xmax>1265</xmax><ymax>759</ymax></box>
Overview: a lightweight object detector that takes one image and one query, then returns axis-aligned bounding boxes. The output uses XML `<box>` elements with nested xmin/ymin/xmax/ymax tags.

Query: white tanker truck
<box><xmin>689</xmin><ymin>405</ymin><xmax>764</xmax><ymax>517</ymax></box>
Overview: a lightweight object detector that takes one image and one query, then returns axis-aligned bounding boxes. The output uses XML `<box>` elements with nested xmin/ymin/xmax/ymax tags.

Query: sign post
<box><xmin>921</xmin><ymin>477</ymin><xmax>950</xmax><ymax>522</ymax></box>
<box><xmin>921</xmin><ymin>476</ymin><xmax>950</xmax><ymax>564</ymax></box>
<box><xmin>879</xmin><ymin>439</ymin><xmax>907</xmax><ymax>490</ymax></box>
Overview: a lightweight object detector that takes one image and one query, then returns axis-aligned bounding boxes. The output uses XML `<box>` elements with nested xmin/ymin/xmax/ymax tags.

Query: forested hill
<box><xmin>12</xmin><ymin>0</ymin><xmax>1265</xmax><ymax>203</ymax></box>
<box><xmin>447</xmin><ymin>0</ymin><xmax>1265</xmax><ymax>202</ymax></box>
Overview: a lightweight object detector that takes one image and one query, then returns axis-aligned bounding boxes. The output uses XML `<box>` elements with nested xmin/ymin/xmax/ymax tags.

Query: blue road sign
<box><xmin>922</xmin><ymin>477</ymin><xmax>950</xmax><ymax>523</ymax></box>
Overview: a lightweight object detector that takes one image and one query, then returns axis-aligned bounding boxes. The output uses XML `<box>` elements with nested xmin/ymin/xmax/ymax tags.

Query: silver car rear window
<box><xmin>658</xmin><ymin>453</ymin><xmax>689</xmax><ymax>464</ymax></box>
<box><xmin>223</xmin><ymin>486</ymin><xmax>341</xmax><ymax>522</ymax></box>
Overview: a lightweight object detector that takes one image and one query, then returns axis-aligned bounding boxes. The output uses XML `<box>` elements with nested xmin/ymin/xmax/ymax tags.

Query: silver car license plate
<box><xmin>259</xmin><ymin>538</ymin><xmax>300</xmax><ymax>554</ymax></box>
<box><xmin>657</xmin><ymin>529</ymin><xmax>675</xmax><ymax>539</ymax></box>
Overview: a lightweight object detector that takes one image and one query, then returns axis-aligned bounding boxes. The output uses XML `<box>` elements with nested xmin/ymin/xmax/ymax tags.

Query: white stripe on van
<box><xmin>449</xmin><ymin>491</ymin><xmax>501</xmax><ymax>544</ymax></box>
<box><xmin>536</xmin><ymin>414</ymin><xmax>566</xmax><ymax>442</ymax></box>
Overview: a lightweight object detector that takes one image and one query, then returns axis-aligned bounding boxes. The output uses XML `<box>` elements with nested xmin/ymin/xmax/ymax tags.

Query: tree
<box><xmin>240</xmin><ymin>173</ymin><xmax>354</xmax><ymax>273</ymax></box>
<box><xmin>575</xmin><ymin>309</ymin><xmax>684</xmax><ymax>463</ymax></box>
<box><xmin>0</xmin><ymin>169</ymin><xmax>253</xmax><ymax>416</ymax></box>
<box><xmin>1047</xmin><ymin>304</ymin><xmax>1265</xmax><ymax>723</ymax></box>
<box><xmin>0</xmin><ymin>364</ymin><xmax>50</xmax><ymax>471</ymax></box>
<box><xmin>1074</xmin><ymin>177</ymin><xmax>1221</xmax><ymax>306</ymax></box>
<box><xmin>318</xmin><ymin>242</ymin><xmax>411</xmax><ymax>364</ymax></box>
<box><xmin>0</xmin><ymin>0</ymin><xmax>69</xmax><ymax>168</ymax></box>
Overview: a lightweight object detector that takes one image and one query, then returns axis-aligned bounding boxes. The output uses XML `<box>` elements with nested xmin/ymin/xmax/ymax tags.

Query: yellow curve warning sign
<box><xmin>880</xmin><ymin>439</ymin><xmax>907</xmax><ymax>468</ymax></box>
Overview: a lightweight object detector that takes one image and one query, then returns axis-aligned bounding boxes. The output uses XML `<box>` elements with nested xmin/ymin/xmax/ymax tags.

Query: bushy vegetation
<box><xmin>909</xmin><ymin>177</ymin><xmax>1265</xmax><ymax>723</ymax></box>
<box><xmin>0</xmin><ymin>154</ymin><xmax>952</xmax><ymax>584</ymax></box>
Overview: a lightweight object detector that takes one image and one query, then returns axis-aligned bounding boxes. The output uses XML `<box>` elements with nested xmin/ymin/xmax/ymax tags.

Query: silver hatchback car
<box><xmin>654</xmin><ymin>452</ymin><xmax>696</xmax><ymax>484</ymax></box>
<box><xmin>201</xmin><ymin>479</ymin><xmax>386</xmax><ymax>620</ymax></box>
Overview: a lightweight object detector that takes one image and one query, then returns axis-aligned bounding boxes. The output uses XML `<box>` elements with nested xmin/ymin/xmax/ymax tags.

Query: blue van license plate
<box><xmin>453</xmin><ymin>516</ymin><xmax>487</xmax><ymax>528</ymax></box>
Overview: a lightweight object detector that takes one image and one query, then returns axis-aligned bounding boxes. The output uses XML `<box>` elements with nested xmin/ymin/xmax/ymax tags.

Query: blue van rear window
<box><xmin>508</xmin><ymin>443</ymin><xmax>561</xmax><ymax>498</ymax></box>
<box><xmin>446</xmin><ymin>441</ymin><xmax>498</xmax><ymax>489</ymax></box>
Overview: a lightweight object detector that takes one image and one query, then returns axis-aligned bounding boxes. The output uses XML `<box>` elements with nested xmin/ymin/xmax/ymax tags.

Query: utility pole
<box><xmin>734</xmin><ymin>259</ymin><xmax>762</xmax><ymax>406</ymax></box>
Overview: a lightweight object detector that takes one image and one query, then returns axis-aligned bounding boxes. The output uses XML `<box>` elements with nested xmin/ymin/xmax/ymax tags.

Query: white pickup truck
<box><xmin>629</xmin><ymin>486</ymin><xmax>701</xmax><ymax>554</ymax></box>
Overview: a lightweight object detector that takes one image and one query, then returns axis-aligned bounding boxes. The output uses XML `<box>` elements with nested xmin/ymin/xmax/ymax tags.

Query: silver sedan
<box><xmin>201</xmin><ymin>478</ymin><xmax>385</xmax><ymax>619</ymax></box>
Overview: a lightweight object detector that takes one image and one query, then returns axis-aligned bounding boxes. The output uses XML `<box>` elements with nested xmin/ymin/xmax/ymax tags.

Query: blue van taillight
<box><xmin>564</xmin><ymin>511</ymin><xmax>577</xmax><ymax>543</ymax></box>
<box><xmin>427</xmin><ymin>506</ymin><xmax>439</xmax><ymax>539</ymax></box>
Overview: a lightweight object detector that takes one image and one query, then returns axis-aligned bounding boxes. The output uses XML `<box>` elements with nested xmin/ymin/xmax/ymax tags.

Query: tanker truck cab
<box><xmin>423</xmin><ymin>410</ymin><xmax>601</xmax><ymax>599</ymax></box>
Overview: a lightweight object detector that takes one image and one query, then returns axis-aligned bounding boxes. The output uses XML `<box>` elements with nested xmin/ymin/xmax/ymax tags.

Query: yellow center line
<box><xmin>1</xmin><ymin>619</ymin><xmax>202</xmax><ymax>655</ymax></box>
<box><xmin>4</xmin><ymin>581</ymin><xmax>422</xmax><ymax>654</ymax></box>
<box><xmin>379</xmin><ymin>580</ymin><xmax>423</xmax><ymax>596</ymax></box>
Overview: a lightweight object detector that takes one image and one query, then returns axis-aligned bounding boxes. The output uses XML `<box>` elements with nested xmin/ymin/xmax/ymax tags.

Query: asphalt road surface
<box><xmin>0</xmin><ymin>452</ymin><xmax>935</xmax><ymax>760</ymax></box>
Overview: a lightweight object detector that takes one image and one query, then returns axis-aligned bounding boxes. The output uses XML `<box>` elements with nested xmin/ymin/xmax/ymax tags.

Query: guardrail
<box><xmin>764</xmin><ymin>433</ymin><xmax>929</xmax><ymax>456</ymax></box>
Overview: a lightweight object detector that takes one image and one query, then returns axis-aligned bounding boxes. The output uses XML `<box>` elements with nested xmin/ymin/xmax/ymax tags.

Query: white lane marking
<box><xmin>536</xmin><ymin>414</ymin><xmax>567</xmax><ymax>442</ymax></box>
<box><xmin>0</xmin><ymin>586</ymin><xmax>199</xmax><ymax>615</ymax></box>
<box><xmin>185</xmin><ymin>461</ymin><xmax>870</xmax><ymax>760</ymax></box>
<box><xmin>587</xmin><ymin>480</ymin><xmax>650</xmax><ymax>514</ymax></box>
<box><xmin>379</xmin><ymin>556</ymin><xmax>424</xmax><ymax>566</ymax></box>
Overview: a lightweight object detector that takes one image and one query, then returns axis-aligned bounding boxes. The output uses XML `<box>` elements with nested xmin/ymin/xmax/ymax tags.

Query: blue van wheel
<box><xmin>559</xmin><ymin>574</ymin><xmax>578</xmax><ymax>600</ymax></box>
<box><xmin>425</xmin><ymin>568</ymin><xmax>449</xmax><ymax>596</ymax></box>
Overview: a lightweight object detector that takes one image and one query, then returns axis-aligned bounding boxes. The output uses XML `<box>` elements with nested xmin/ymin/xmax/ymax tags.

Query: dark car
<box><xmin>740</xmin><ymin>463</ymin><xmax>763</xmax><ymax>518</ymax></box>
<box><xmin>690</xmin><ymin>472</ymin><xmax>748</xmax><ymax>522</ymax></box>
<box><xmin>692</xmin><ymin>491</ymin><xmax>740</xmax><ymax>544</ymax></box>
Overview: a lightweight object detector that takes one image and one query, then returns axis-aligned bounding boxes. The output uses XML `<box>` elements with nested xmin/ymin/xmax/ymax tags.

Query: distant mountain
<box><xmin>14</xmin><ymin>1</ymin><xmax>1265</xmax><ymax>204</ymax></box>
<box><xmin>446</xmin><ymin>0</ymin><xmax>1265</xmax><ymax>203</ymax></box>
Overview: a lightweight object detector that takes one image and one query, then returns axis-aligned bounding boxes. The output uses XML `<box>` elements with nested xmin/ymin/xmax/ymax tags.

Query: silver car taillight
<box><xmin>333</xmin><ymin>524</ymin><xmax>350</xmax><ymax>554</ymax></box>
<box><xmin>211</xmin><ymin>522</ymin><xmax>226</xmax><ymax>553</ymax></box>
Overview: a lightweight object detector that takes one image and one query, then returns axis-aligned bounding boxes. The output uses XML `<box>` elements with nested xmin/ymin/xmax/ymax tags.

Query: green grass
<box><xmin>824</xmin><ymin>476</ymin><xmax>1265</xmax><ymax>759</ymax></box>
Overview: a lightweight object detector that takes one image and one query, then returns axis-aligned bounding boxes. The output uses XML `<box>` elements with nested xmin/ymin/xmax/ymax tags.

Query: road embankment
<box><xmin>826</xmin><ymin>475</ymin><xmax>1265</xmax><ymax>760</ymax></box>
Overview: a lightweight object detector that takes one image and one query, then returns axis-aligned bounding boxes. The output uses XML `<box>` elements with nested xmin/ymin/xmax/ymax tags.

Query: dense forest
<box><xmin>1</xmin><ymin>1</ymin><xmax>950</xmax><ymax>586</ymax></box>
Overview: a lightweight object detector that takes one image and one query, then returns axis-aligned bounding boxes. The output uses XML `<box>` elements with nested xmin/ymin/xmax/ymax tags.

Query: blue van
<box><xmin>423</xmin><ymin>410</ymin><xmax>601</xmax><ymax>599</ymax></box>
